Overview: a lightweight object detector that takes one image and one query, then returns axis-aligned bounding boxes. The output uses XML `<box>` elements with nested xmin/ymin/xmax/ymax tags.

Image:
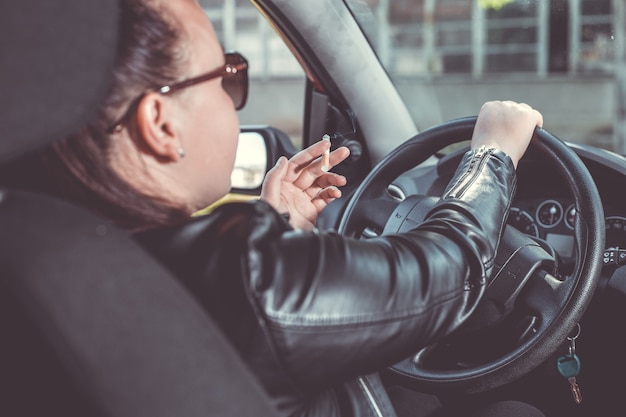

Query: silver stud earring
<box><xmin>177</xmin><ymin>147</ymin><xmax>186</xmax><ymax>158</ymax></box>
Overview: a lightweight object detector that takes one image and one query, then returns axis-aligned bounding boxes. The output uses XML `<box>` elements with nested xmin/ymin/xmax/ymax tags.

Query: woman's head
<box><xmin>25</xmin><ymin>0</ymin><xmax>244</xmax><ymax>231</ymax></box>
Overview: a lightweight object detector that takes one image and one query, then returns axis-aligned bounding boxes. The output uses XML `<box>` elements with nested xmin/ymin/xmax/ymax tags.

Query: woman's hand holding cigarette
<box><xmin>261</xmin><ymin>136</ymin><xmax>350</xmax><ymax>230</ymax></box>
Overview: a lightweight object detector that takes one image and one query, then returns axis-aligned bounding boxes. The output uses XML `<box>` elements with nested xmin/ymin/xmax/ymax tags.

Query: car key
<box><xmin>556</xmin><ymin>352</ymin><xmax>582</xmax><ymax>404</ymax></box>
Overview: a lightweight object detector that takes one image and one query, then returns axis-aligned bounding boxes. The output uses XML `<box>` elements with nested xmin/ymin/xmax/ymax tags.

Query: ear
<box><xmin>134</xmin><ymin>92</ymin><xmax>182</xmax><ymax>161</ymax></box>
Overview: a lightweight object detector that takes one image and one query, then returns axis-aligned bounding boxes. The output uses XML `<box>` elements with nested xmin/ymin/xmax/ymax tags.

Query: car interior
<box><xmin>224</xmin><ymin>1</ymin><xmax>626</xmax><ymax>416</ymax></box>
<box><xmin>3</xmin><ymin>0</ymin><xmax>626</xmax><ymax>416</ymax></box>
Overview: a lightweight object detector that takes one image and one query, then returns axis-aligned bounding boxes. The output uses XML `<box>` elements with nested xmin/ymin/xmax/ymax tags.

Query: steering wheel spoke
<box><xmin>479</xmin><ymin>225</ymin><xmax>558</xmax><ymax>323</ymax></box>
<box><xmin>520</xmin><ymin>269</ymin><xmax>576</xmax><ymax>326</ymax></box>
<box><xmin>344</xmin><ymin>188</ymin><xmax>401</xmax><ymax>239</ymax></box>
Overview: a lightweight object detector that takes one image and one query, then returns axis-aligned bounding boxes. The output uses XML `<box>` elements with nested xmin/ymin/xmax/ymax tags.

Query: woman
<box><xmin>2</xmin><ymin>0</ymin><xmax>545</xmax><ymax>416</ymax></box>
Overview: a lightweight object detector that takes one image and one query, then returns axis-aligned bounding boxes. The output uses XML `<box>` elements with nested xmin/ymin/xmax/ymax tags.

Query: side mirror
<box><xmin>231</xmin><ymin>132</ymin><xmax>267</xmax><ymax>190</ymax></box>
<box><xmin>230</xmin><ymin>126</ymin><xmax>298</xmax><ymax>196</ymax></box>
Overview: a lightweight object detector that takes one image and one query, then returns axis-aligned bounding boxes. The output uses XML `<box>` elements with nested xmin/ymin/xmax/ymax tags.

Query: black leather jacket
<box><xmin>136</xmin><ymin>147</ymin><xmax>516</xmax><ymax>417</ymax></box>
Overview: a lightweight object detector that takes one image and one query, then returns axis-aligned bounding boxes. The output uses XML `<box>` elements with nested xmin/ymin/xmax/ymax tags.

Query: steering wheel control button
<box><xmin>602</xmin><ymin>249</ymin><xmax>626</xmax><ymax>266</ymax></box>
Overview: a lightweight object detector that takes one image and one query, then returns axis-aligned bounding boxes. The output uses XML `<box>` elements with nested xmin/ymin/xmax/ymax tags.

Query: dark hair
<box><xmin>0</xmin><ymin>0</ymin><xmax>192</xmax><ymax>232</ymax></box>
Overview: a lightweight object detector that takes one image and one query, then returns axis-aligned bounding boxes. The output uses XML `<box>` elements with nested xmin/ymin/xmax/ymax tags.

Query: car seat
<box><xmin>0</xmin><ymin>1</ymin><xmax>275</xmax><ymax>415</ymax></box>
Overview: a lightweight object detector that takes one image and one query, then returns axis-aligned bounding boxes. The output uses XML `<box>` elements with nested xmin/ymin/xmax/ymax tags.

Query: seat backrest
<box><xmin>0</xmin><ymin>1</ymin><xmax>275</xmax><ymax>415</ymax></box>
<box><xmin>0</xmin><ymin>190</ymin><xmax>276</xmax><ymax>416</ymax></box>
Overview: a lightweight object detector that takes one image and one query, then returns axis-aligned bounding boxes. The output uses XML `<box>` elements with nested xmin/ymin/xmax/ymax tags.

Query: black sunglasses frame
<box><xmin>158</xmin><ymin>51</ymin><xmax>248</xmax><ymax>109</ymax></box>
<box><xmin>108</xmin><ymin>51</ymin><xmax>248</xmax><ymax>133</ymax></box>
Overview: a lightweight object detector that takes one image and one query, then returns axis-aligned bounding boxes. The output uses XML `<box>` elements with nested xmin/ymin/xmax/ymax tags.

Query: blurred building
<box><xmin>200</xmin><ymin>0</ymin><xmax>625</xmax><ymax>152</ymax></box>
<box><xmin>202</xmin><ymin>0</ymin><xmax>615</xmax><ymax>78</ymax></box>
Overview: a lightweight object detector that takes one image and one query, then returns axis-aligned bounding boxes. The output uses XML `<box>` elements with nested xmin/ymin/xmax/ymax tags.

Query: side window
<box><xmin>199</xmin><ymin>0</ymin><xmax>306</xmax><ymax>149</ymax></box>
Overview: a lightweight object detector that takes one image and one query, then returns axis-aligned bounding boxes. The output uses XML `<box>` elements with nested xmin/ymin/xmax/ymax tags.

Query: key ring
<box><xmin>567</xmin><ymin>323</ymin><xmax>581</xmax><ymax>355</ymax></box>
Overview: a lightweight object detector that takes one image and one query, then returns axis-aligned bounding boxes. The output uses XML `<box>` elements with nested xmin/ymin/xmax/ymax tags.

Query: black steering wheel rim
<box><xmin>337</xmin><ymin>116</ymin><xmax>605</xmax><ymax>394</ymax></box>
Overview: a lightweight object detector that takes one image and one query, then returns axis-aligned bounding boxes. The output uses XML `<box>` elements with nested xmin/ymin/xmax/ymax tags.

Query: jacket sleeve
<box><xmin>241</xmin><ymin>146</ymin><xmax>516</xmax><ymax>391</ymax></box>
<box><xmin>136</xmin><ymin>146</ymin><xmax>516</xmax><ymax>394</ymax></box>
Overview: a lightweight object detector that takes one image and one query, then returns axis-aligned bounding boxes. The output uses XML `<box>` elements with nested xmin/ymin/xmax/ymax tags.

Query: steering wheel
<box><xmin>337</xmin><ymin>117</ymin><xmax>605</xmax><ymax>394</ymax></box>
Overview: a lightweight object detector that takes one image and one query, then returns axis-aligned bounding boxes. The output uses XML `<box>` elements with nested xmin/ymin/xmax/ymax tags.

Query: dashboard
<box><xmin>511</xmin><ymin>142</ymin><xmax>626</xmax><ymax>268</ymax></box>
<box><xmin>398</xmin><ymin>142</ymin><xmax>626</xmax><ymax>269</ymax></box>
<box><xmin>510</xmin><ymin>198</ymin><xmax>626</xmax><ymax>263</ymax></box>
<box><xmin>509</xmin><ymin>199</ymin><xmax>579</xmax><ymax>260</ymax></box>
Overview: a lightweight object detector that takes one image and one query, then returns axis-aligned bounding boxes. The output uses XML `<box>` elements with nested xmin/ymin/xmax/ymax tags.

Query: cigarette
<box><xmin>321</xmin><ymin>134</ymin><xmax>331</xmax><ymax>172</ymax></box>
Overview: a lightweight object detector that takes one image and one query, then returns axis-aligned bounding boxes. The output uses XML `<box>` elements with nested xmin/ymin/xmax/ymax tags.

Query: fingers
<box><xmin>291</xmin><ymin>145</ymin><xmax>350</xmax><ymax>190</ymax></box>
<box><xmin>291</xmin><ymin>143</ymin><xmax>350</xmax><ymax>172</ymax></box>
<box><xmin>326</xmin><ymin>146</ymin><xmax>351</xmax><ymax>171</ymax></box>
<box><xmin>288</xmin><ymin>140</ymin><xmax>330</xmax><ymax>170</ymax></box>
<box><xmin>312</xmin><ymin>185</ymin><xmax>342</xmax><ymax>203</ymax></box>
<box><xmin>299</xmin><ymin>169</ymin><xmax>347</xmax><ymax>200</ymax></box>
<box><xmin>263</xmin><ymin>139</ymin><xmax>350</xmax><ymax>205</ymax></box>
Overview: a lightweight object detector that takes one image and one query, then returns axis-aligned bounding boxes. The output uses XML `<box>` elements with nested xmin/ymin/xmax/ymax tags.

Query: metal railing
<box><xmin>202</xmin><ymin>0</ymin><xmax>616</xmax><ymax>79</ymax></box>
<box><xmin>375</xmin><ymin>0</ymin><xmax>615</xmax><ymax>78</ymax></box>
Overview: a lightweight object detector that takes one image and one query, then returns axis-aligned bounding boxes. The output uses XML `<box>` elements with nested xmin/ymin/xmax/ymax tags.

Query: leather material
<box><xmin>137</xmin><ymin>147</ymin><xmax>516</xmax><ymax>417</ymax></box>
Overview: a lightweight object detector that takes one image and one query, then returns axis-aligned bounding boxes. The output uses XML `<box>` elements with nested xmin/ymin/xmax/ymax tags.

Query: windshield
<box><xmin>345</xmin><ymin>0</ymin><xmax>622</xmax><ymax>154</ymax></box>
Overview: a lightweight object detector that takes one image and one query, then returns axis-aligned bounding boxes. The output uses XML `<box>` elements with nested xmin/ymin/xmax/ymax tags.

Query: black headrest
<box><xmin>0</xmin><ymin>0</ymin><xmax>118</xmax><ymax>163</ymax></box>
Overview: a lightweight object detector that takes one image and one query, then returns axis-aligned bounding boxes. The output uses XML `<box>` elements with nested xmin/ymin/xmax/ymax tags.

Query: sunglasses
<box><xmin>109</xmin><ymin>51</ymin><xmax>248</xmax><ymax>133</ymax></box>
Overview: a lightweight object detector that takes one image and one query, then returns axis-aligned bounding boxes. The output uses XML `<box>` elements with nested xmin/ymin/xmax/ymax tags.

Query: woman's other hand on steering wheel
<box><xmin>471</xmin><ymin>100</ymin><xmax>544</xmax><ymax>168</ymax></box>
